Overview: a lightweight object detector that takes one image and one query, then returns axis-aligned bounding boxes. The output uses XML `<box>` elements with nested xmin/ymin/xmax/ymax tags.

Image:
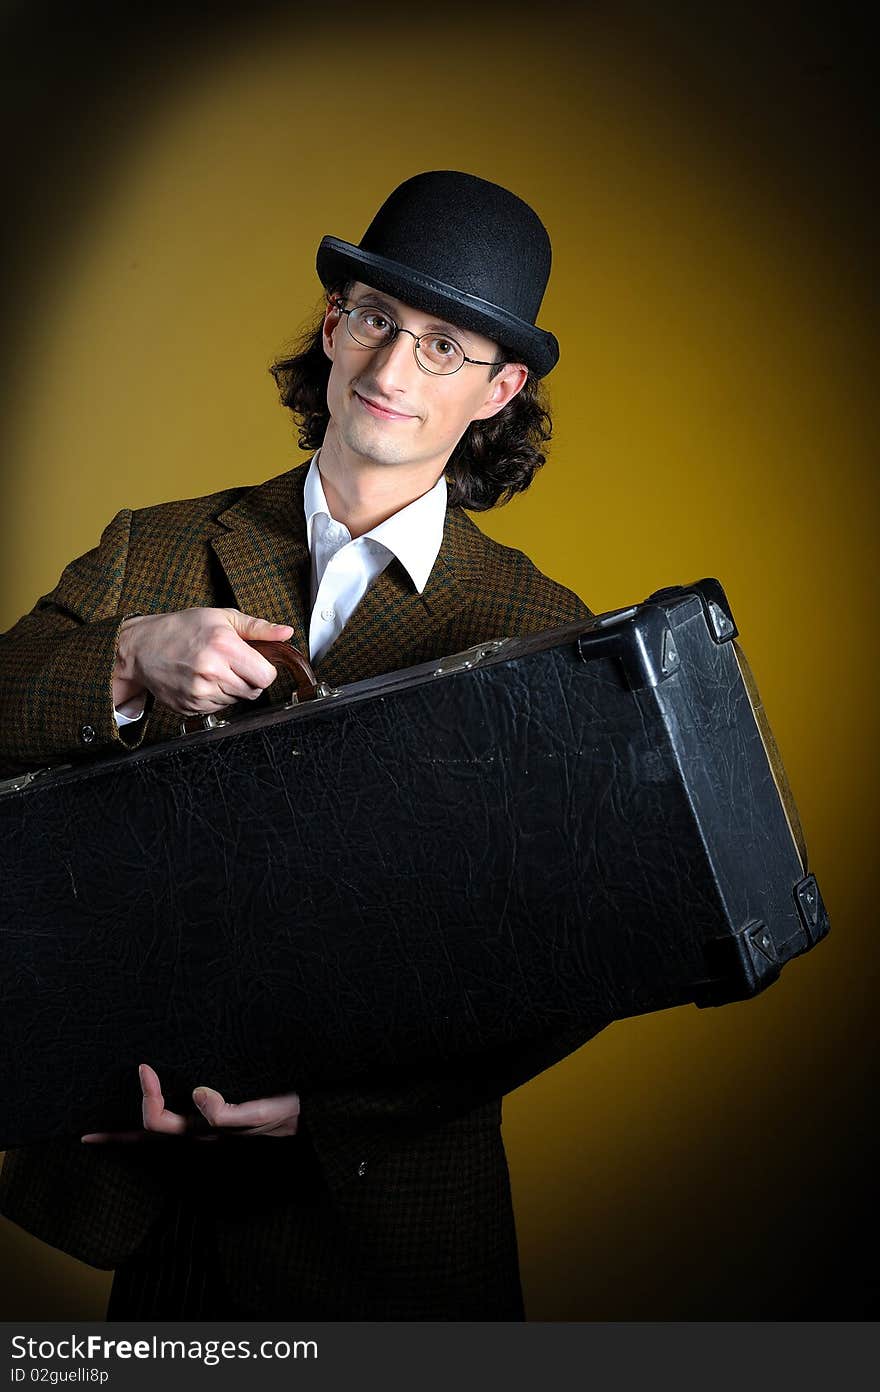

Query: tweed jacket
<box><xmin>0</xmin><ymin>459</ymin><xmax>603</xmax><ymax>1317</ymax></box>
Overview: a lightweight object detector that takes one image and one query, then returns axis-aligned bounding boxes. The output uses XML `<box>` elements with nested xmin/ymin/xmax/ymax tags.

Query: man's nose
<box><xmin>367</xmin><ymin>330</ymin><xmax>421</xmax><ymax>394</ymax></box>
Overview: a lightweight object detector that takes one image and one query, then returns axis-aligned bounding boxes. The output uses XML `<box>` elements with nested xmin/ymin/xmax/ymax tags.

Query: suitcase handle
<box><xmin>247</xmin><ymin>639</ymin><xmax>319</xmax><ymax>700</ymax></box>
<box><xmin>179</xmin><ymin>640</ymin><xmax>320</xmax><ymax>735</ymax></box>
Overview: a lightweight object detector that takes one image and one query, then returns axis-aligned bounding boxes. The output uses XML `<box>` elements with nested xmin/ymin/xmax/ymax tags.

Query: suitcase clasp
<box><xmin>433</xmin><ymin>638</ymin><xmax>512</xmax><ymax>676</ymax></box>
<box><xmin>0</xmin><ymin>766</ymin><xmax>66</xmax><ymax>798</ymax></box>
<box><xmin>179</xmin><ymin>712</ymin><xmax>232</xmax><ymax>735</ymax></box>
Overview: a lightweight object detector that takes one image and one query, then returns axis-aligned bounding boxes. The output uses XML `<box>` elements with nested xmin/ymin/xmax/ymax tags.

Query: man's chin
<box><xmin>339</xmin><ymin>424</ymin><xmax>414</xmax><ymax>466</ymax></box>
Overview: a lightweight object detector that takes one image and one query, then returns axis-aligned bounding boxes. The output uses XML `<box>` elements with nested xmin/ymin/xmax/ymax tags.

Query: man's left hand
<box><xmin>81</xmin><ymin>1063</ymin><xmax>301</xmax><ymax>1142</ymax></box>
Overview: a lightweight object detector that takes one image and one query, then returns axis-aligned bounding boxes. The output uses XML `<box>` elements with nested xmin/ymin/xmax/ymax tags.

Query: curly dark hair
<box><xmin>268</xmin><ymin>283</ymin><xmax>553</xmax><ymax>511</ymax></box>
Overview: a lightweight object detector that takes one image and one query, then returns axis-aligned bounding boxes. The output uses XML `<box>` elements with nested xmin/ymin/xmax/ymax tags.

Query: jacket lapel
<box><xmin>209</xmin><ymin>464</ymin><xmax>312</xmax><ymax>704</ymax></box>
<box><xmin>208</xmin><ymin>458</ymin><xmax>489</xmax><ymax>695</ymax></box>
<box><xmin>315</xmin><ymin>504</ymin><xmax>488</xmax><ymax>686</ymax></box>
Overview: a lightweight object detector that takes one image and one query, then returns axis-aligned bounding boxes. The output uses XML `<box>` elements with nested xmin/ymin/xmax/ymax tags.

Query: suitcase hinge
<box><xmin>0</xmin><ymin>767</ymin><xmax>60</xmax><ymax>798</ymax></box>
<box><xmin>433</xmin><ymin>638</ymin><xmax>512</xmax><ymax>676</ymax></box>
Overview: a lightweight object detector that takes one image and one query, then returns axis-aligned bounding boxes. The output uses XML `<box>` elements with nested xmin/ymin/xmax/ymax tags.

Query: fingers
<box><xmin>186</xmin><ymin>644</ymin><xmax>276</xmax><ymax>703</ymax></box>
<box><xmin>222</xmin><ymin>654</ymin><xmax>277</xmax><ymax>699</ymax></box>
<box><xmin>80</xmin><ymin>1063</ymin><xmax>186</xmax><ymax>1144</ymax></box>
<box><xmin>227</xmin><ymin>613</ymin><xmax>294</xmax><ymax>643</ymax></box>
<box><xmin>225</xmin><ymin>615</ymin><xmax>293</xmax><ymax>694</ymax></box>
<box><xmin>140</xmin><ymin>1062</ymin><xmax>191</xmax><ymax>1135</ymax></box>
<box><xmin>192</xmin><ymin>1087</ymin><xmax>301</xmax><ymax>1136</ymax></box>
<box><xmin>197</xmin><ymin>628</ymin><xmax>284</xmax><ymax>701</ymax></box>
<box><xmin>124</xmin><ymin>608</ymin><xmax>295</xmax><ymax>714</ymax></box>
<box><xmin>81</xmin><ymin>1130</ymin><xmax>147</xmax><ymax>1144</ymax></box>
<box><xmin>80</xmin><ymin>1066</ymin><xmax>300</xmax><ymax>1145</ymax></box>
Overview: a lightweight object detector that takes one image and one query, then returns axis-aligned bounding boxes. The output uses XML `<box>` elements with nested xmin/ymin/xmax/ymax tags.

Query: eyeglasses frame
<box><xmin>329</xmin><ymin>297</ymin><xmax>506</xmax><ymax>376</ymax></box>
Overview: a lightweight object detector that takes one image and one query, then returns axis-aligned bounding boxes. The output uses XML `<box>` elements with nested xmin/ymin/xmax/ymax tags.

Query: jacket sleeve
<box><xmin>0</xmin><ymin>508</ymin><xmax>154</xmax><ymax>776</ymax></box>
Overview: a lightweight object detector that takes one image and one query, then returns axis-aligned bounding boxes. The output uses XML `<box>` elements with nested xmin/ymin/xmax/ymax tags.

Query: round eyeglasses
<box><xmin>330</xmin><ymin>298</ymin><xmax>505</xmax><ymax>376</ymax></box>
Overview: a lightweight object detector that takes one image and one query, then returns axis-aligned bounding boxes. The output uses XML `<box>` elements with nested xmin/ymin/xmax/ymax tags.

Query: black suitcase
<box><xmin>0</xmin><ymin>578</ymin><xmax>830</xmax><ymax>1148</ymax></box>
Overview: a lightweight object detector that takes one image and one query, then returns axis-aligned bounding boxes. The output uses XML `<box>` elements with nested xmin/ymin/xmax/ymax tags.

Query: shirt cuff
<box><xmin>114</xmin><ymin>698</ymin><xmax>148</xmax><ymax>727</ymax></box>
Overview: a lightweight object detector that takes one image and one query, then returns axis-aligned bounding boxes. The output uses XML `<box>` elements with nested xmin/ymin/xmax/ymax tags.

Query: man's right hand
<box><xmin>112</xmin><ymin>608</ymin><xmax>295</xmax><ymax>716</ymax></box>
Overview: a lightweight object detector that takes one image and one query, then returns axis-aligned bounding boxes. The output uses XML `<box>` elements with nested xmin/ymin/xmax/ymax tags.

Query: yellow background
<box><xmin>1</xmin><ymin>3</ymin><xmax>875</xmax><ymax>1318</ymax></box>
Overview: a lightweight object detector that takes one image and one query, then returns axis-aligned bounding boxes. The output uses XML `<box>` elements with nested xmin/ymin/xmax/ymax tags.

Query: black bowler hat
<box><xmin>316</xmin><ymin>171</ymin><xmax>559</xmax><ymax>377</ymax></box>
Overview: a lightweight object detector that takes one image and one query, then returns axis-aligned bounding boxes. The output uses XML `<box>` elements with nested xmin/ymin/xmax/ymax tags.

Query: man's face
<box><xmin>321</xmin><ymin>281</ymin><xmax>527</xmax><ymax>474</ymax></box>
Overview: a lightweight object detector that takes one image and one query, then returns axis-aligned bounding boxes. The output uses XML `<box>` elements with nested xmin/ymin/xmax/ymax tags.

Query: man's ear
<box><xmin>322</xmin><ymin>295</ymin><xmax>344</xmax><ymax>362</ymax></box>
<box><xmin>471</xmin><ymin>363</ymin><xmax>529</xmax><ymax>422</ymax></box>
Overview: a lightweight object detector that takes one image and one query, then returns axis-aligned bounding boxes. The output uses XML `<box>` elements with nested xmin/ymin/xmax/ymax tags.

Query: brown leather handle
<box><xmin>247</xmin><ymin>639</ymin><xmax>318</xmax><ymax>702</ymax></box>
<box><xmin>179</xmin><ymin>639</ymin><xmax>318</xmax><ymax>735</ymax></box>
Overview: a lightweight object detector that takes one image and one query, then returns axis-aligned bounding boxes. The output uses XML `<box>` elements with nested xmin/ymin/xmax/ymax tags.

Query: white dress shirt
<box><xmin>113</xmin><ymin>453</ymin><xmax>447</xmax><ymax>725</ymax></box>
<box><xmin>304</xmin><ymin>452</ymin><xmax>446</xmax><ymax>664</ymax></box>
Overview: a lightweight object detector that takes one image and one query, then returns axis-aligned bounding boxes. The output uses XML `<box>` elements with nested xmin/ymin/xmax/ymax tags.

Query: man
<box><xmin>0</xmin><ymin>171</ymin><xmax>600</xmax><ymax>1319</ymax></box>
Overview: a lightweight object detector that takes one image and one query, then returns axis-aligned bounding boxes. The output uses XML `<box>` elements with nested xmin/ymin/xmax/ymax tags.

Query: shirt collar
<box><xmin>303</xmin><ymin>452</ymin><xmax>447</xmax><ymax>595</ymax></box>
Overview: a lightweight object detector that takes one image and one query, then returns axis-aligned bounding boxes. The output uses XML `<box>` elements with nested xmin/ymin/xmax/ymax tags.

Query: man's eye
<box><xmin>432</xmin><ymin>338</ymin><xmax>454</xmax><ymax>355</ymax></box>
<box><xmin>363</xmin><ymin>312</ymin><xmax>391</xmax><ymax>331</ymax></box>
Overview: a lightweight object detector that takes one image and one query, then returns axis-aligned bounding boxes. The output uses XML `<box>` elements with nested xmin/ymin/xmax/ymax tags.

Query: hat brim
<box><xmin>316</xmin><ymin>236</ymin><xmax>559</xmax><ymax>378</ymax></box>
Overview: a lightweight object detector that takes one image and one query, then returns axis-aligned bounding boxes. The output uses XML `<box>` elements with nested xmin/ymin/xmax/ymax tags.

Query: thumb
<box><xmin>227</xmin><ymin>611</ymin><xmax>294</xmax><ymax>640</ymax></box>
<box><xmin>192</xmin><ymin>1086</ymin><xmax>223</xmax><ymax>1112</ymax></box>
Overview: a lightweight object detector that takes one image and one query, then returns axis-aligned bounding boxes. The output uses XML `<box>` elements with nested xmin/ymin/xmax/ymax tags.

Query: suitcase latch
<box><xmin>433</xmin><ymin>638</ymin><xmax>512</xmax><ymax>676</ymax></box>
<box><xmin>0</xmin><ymin>766</ymin><xmax>65</xmax><ymax>798</ymax></box>
<box><xmin>180</xmin><ymin>679</ymin><xmax>341</xmax><ymax>734</ymax></box>
<box><xmin>180</xmin><ymin>712</ymin><xmax>231</xmax><ymax>735</ymax></box>
<box><xmin>283</xmin><ymin>680</ymin><xmax>340</xmax><ymax>707</ymax></box>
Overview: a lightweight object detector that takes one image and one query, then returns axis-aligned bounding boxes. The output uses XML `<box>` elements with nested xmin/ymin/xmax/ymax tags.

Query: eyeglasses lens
<box><xmin>345</xmin><ymin>306</ymin><xmax>465</xmax><ymax>374</ymax></box>
<box><xmin>416</xmin><ymin>337</ymin><xmax>465</xmax><ymax>374</ymax></box>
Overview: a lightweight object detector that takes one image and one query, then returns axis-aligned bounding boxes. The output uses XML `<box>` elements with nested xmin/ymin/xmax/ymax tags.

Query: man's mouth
<box><xmin>353</xmin><ymin>391</ymin><xmax>416</xmax><ymax>421</ymax></box>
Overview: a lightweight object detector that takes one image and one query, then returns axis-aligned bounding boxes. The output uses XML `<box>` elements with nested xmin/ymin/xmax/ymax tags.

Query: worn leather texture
<box><xmin>0</xmin><ymin>589</ymin><xmax>829</xmax><ymax>1149</ymax></box>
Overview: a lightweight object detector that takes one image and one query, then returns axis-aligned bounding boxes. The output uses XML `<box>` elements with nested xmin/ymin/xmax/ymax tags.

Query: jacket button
<box><xmin>357</xmin><ymin>1159</ymin><xmax>368</xmax><ymax>1178</ymax></box>
<box><xmin>80</xmin><ymin>725</ymin><xmax>96</xmax><ymax>744</ymax></box>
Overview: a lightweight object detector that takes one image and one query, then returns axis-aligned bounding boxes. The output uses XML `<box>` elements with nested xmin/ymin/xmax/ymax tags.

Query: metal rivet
<box><xmin>357</xmin><ymin>1159</ymin><xmax>368</xmax><ymax>1178</ymax></box>
<box><xmin>81</xmin><ymin>725</ymin><xmax>96</xmax><ymax>744</ymax></box>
